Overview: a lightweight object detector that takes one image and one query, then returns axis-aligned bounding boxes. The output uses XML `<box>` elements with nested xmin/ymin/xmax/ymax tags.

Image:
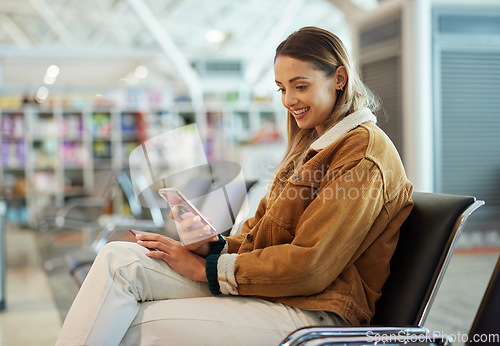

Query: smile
<box><xmin>292</xmin><ymin>107</ymin><xmax>310</xmax><ymax>119</ymax></box>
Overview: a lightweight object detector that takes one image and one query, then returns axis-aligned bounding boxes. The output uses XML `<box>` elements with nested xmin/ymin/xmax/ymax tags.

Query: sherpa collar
<box><xmin>310</xmin><ymin>108</ymin><xmax>377</xmax><ymax>150</ymax></box>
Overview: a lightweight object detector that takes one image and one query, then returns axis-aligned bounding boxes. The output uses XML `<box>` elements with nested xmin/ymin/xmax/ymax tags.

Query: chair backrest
<box><xmin>467</xmin><ymin>255</ymin><xmax>500</xmax><ymax>345</ymax></box>
<box><xmin>91</xmin><ymin>169</ymin><xmax>116</xmax><ymax>198</ymax></box>
<box><xmin>117</xmin><ymin>171</ymin><xmax>164</xmax><ymax>226</ymax></box>
<box><xmin>371</xmin><ymin>192</ymin><xmax>484</xmax><ymax>327</ymax></box>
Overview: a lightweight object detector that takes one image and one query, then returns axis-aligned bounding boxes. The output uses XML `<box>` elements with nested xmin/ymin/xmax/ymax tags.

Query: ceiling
<box><xmin>0</xmin><ymin>0</ymin><xmax>378</xmax><ymax>100</ymax></box>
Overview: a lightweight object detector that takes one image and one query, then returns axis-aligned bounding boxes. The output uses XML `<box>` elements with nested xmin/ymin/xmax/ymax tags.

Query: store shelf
<box><xmin>0</xmin><ymin>110</ymin><xmax>29</xmax><ymax>225</ymax></box>
<box><xmin>0</xmin><ymin>101</ymin><xmax>285</xmax><ymax>226</ymax></box>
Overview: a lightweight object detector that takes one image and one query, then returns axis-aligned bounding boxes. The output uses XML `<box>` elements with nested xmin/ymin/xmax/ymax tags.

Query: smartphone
<box><xmin>158</xmin><ymin>187</ymin><xmax>218</xmax><ymax>245</ymax></box>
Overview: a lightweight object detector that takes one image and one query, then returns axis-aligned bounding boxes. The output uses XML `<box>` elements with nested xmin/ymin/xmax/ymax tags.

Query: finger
<box><xmin>170</xmin><ymin>206</ymin><xmax>178</xmax><ymax>220</ymax></box>
<box><xmin>171</xmin><ymin>206</ymin><xmax>193</xmax><ymax>220</ymax></box>
<box><xmin>171</xmin><ymin>206</ymin><xmax>196</xmax><ymax>223</ymax></box>
<box><xmin>178</xmin><ymin>211</ymin><xmax>196</xmax><ymax>221</ymax></box>
<box><xmin>134</xmin><ymin>232</ymin><xmax>161</xmax><ymax>241</ymax></box>
<box><xmin>136</xmin><ymin>237</ymin><xmax>169</xmax><ymax>251</ymax></box>
<box><xmin>137</xmin><ymin>239</ymin><xmax>157</xmax><ymax>250</ymax></box>
<box><xmin>145</xmin><ymin>249</ymin><xmax>169</xmax><ymax>260</ymax></box>
<box><xmin>178</xmin><ymin>215</ymin><xmax>203</xmax><ymax>232</ymax></box>
<box><xmin>208</xmin><ymin>234</ymin><xmax>219</xmax><ymax>241</ymax></box>
<box><xmin>139</xmin><ymin>235</ymin><xmax>181</xmax><ymax>249</ymax></box>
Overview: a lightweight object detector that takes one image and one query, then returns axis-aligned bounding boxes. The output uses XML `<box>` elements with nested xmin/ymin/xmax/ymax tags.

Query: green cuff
<box><xmin>206</xmin><ymin>253</ymin><xmax>221</xmax><ymax>295</ymax></box>
<box><xmin>209</xmin><ymin>234</ymin><xmax>226</xmax><ymax>255</ymax></box>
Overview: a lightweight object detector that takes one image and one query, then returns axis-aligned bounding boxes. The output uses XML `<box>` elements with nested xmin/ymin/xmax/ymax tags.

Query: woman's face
<box><xmin>274</xmin><ymin>55</ymin><xmax>339</xmax><ymax>136</ymax></box>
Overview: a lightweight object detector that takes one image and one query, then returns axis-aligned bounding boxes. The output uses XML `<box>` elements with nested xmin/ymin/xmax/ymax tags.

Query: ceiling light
<box><xmin>46</xmin><ymin>65</ymin><xmax>60</xmax><ymax>78</ymax></box>
<box><xmin>44</xmin><ymin>64</ymin><xmax>60</xmax><ymax>85</ymax></box>
<box><xmin>205</xmin><ymin>29</ymin><xmax>226</xmax><ymax>43</ymax></box>
<box><xmin>135</xmin><ymin>66</ymin><xmax>148</xmax><ymax>79</ymax></box>
<box><xmin>36</xmin><ymin>87</ymin><xmax>49</xmax><ymax>103</ymax></box>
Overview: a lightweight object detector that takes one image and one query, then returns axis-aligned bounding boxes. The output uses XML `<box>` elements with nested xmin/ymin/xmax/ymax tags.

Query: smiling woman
<box><xmin>56</xmin><ymin>27</ymin><xmax>413</xmax><ymax>346</ymax></box>
<box><xmin>274</xmin><ymin>57</ymin><xmax>341</xmax><ymax>135</ymax></box>
<box><xmin>273</xmin><ymin>26</ymin><xmax>381</xmax><ymax>175</ymax></box>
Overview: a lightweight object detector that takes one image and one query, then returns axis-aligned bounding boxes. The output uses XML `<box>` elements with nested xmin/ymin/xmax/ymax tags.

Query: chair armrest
<box><xmin>280</xmin><ymin>326</ymin><xmax>431</xmax><ymax>346</ymax></box>
<box><xmin>295</xmin><ymin>332</ymin><xmax>450</xmax><ymax>346</ymax></box>
<box><xmin>55</xmin><ymin>197</ymin><xmax>106</xmax><ymax>225</ymax></box>
<box><xmin>57</xmin><ymin>197</ymin><xmax>106</xmax><ymax>213</ymax></box>
<box><xmin>91</xmin><ymin>218</ymin><xmax>167</xmax><ymax>252</ymax></box>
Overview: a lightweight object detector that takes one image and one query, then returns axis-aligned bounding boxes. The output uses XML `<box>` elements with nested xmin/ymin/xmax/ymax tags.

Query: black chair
<box><xmin>467</xmin><ymin>255</ymin><xmax>500</xmax><ymax>345</ymax></box>
<box><xmin>280</xmin><ymin>192</ymin><xmax>485</xmax><ymax>346</ymax></box>
<box><xmin>66</xmin><ymin>171</ymin><xmax>171</xmax><ymax>286</ymax></box>
<box><xmin>285</xmin><ymin>252</ymin><xmax>500</xmax><ymax>346</ymax></box>
<box><xmin>36</xmin><ymin>170</ymin><xmax>117</xmax><ymax>239</ymax></box>
<box><xmin>90</xmin><ymin>171</ymin><xmax>168</xmax><ymax>252</ymax></box>
<box><xmin>41</xmin><ymin>170</ymin><xmax>118</xmax><ymax>272</ymax></box>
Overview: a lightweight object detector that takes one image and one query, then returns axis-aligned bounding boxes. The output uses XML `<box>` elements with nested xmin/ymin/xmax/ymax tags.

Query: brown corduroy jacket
<box><xmin>213</xmin><ymin>109</ymin><xmax>413</xmax><ymax>326</ymax></box>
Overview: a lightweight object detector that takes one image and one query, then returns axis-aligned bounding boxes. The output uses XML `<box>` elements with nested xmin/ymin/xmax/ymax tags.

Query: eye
<box><xmin>277</xmin><ymin>87</ymin><xmax>286</xmax><ymax>94</ymax></box>
<box><xmin>296</xmin><ymin>85</ymin><xmax>308</xmax><ymax>91</ymax></box>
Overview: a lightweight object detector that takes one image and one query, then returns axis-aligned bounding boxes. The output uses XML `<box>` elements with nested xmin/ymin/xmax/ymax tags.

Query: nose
<box><xmin>283</xmin><ymin>90</ymin><xmax>297</xmax><ymax>109</ymax></box>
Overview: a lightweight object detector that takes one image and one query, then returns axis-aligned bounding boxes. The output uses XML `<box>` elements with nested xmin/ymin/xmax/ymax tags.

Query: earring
<box><xmin>339</xmin><ymin>85</ymin><xmax>344</xmax><ymax>91</ymax></box>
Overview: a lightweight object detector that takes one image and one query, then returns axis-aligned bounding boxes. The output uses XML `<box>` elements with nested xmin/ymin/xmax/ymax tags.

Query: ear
<box><xmin>334</xmin><ymin>66</ymin><xmax>347</xmax><ymax>91</ymax></box>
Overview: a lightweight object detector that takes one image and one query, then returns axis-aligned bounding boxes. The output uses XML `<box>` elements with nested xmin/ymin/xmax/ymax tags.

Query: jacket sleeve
<box><xmin>208</xmin><ymin>158</ymin><xmax>388</xmax><ymax>297</ymax></box>
<box><xmin>205</xmin><ymin>192</ymin><xmax>269</xmax><ymax>295</ymax></box>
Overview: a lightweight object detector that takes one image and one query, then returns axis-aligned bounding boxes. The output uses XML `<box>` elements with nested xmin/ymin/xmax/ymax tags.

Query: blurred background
<box><xmin>0</xmin><ymin>0</ymin><xmax>499</xmax><ymax>345</ymax></box>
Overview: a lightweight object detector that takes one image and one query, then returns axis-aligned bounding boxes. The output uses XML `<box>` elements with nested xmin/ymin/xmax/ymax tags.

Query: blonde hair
<box><xmin>273</xmin><ymin>26</ymin><xmax>380</xmax><ymax>177</ymax></box>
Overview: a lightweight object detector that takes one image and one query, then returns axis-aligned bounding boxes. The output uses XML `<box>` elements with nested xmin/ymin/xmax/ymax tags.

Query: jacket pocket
<box><xmin>266</xmin><ymin>178</ymin><xmax>318</xmax><ymax>230</ymax></box>
<box><xmin>264</xmin><ymin>214</ymin><xmax>295</xmax><ymax>245</ymax></box>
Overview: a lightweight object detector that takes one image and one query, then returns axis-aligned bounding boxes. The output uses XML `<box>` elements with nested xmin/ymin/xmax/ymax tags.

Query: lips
<box><xmin>292</xmin><ymin>107</ymin><xmax>310</xmax><ymax>120</ymax></box>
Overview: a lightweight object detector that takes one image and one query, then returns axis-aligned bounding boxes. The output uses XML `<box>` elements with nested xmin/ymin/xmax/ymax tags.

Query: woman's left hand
<box><xmin>134</xmin><ymin>233</ymin><xmax>208</xmax><ymax>282</ymax></box>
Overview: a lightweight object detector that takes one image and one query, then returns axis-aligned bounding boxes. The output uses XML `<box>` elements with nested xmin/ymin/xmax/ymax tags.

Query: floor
<box><xmin>0</xmin><ymin>226</ymin><xmax>499</xmax><ymax>346</ymax></box>
<box><xmin>0</xmin><ymin>227</ymin><xmax>62</xmax><ymax>345</ymax></box>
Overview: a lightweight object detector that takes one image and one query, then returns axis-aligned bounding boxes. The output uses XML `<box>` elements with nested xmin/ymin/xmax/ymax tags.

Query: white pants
<box><xmin>56</xmin><ymin>241</ymin><xmax>346</xmax><ymax>346</ymax></box>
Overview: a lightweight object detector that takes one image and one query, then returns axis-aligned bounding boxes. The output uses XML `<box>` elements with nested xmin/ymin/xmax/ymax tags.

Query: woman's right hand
<box><xmin>170</xmin><ymin>206</ymin><xmax>219</xmax><ymax>256</ymax></box>
<box><xmin>133</xmin><ymin>232</ymin><xmax>209</xmax><ymax>282</ymax></box>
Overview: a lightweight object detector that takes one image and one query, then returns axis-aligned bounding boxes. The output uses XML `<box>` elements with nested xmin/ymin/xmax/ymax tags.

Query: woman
<box><xmin>56</xmin><ymin>27</ymin><xmax>413</xmax><ymax>345</ymax></box>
